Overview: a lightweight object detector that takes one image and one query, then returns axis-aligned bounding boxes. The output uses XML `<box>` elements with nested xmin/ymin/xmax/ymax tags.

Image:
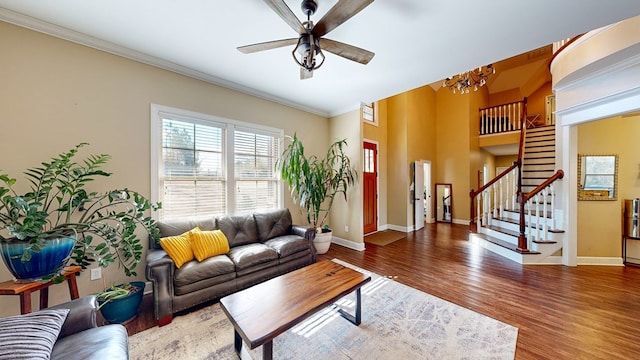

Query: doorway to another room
<box><xmin>363</xmin><ymin>142</ymin><xmax>378</xmax><ymax>234</ymax></box>
<box><xmin>414</xmin><ymin>160</ymin><xmax>432</xmax><ymax>230</ymax></box>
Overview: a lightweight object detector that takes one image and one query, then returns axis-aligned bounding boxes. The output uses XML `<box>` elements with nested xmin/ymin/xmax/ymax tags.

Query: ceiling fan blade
<box><xmin>300</xmin><ymin>67</ymin><xmax>314</xmax><ymax>80</ymax></box>
<box><xmin>237</xmin><ymin>38</ymin><xmax>298</xmax><ymax>54</ymax></box>
<box><xmin>262</xmin><ymin>0</ymin><xmax>306</xmax><ymax>34</ymax></box>
<box><xmin>320</xmin><ymin>38</ymin><xmax>374</xmax><ymax>64</ymax></box>
<box><xmin>312</xmin><ymin>0</ymin><xmax>374</xmax><ymax>37</ymax></box>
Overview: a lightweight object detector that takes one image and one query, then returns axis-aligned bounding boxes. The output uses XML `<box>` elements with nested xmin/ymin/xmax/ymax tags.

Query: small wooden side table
<box><xmin>0</xmin><ymin>265</ymin><xmax>81</xmax><ymax>314</ymax></box>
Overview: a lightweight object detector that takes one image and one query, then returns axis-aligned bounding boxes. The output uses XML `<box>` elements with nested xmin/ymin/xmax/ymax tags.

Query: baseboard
<box><xmin>577</xmin><ymin>257</ymin><xmax>624</xmax><ymax>266</ymax></box>
<box><xmin>386</xmin><ymin>224</ymin><xmax>410</xmax><ymax>233</ymax></box>
<box><xmin>378</xmin><ymin>224</ymin><xmax>389</xmax><ymax>231</ymax></box>
<box><xmin>452</xmin><ymin>218</ymin><xmax>470</xmax><ymax>225</ymax></box>
<box><xmin>332</xmin><ymin>236</ymin><xmax>366</xmax><ymax>251</ymax></box>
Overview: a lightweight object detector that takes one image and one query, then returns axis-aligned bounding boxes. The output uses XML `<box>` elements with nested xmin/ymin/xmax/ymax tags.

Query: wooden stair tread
<box><xmin>472</xmin><ymin>232</ymin><xmax>541</xmax><ymax>255</ymax></box>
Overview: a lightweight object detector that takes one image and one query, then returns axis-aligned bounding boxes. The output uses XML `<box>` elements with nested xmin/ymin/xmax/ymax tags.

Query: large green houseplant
<box><xmin>276</xmin><ymin>134</ymin><xmax>357</xmax><ymax>254</ymax></box>
<box><xmin>0</xmin><ymin>143</ymin><xmax>160</xmax><ymax>281</ymax></box>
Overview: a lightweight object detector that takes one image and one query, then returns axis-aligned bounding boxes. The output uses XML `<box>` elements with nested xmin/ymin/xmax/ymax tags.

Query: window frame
<box><xmin>150</xmin><ymin>104</ymin><xmax>284</xmax><ymax>220</ymax></box>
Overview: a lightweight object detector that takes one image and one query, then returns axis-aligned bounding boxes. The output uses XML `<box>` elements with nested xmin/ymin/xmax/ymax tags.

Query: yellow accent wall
<box><xmin>577</xmin><ymin>114</ymin><xmax>640</xmax><ymax>257</ymax></box>
<box><xmin>386</xmin><ymin>93</ymin><xmax>410</xmax><ymax>227</ymax></box>
<box><xmin>0</xmin><ymin>21</ymin><xmax>329</xmax><ymax>316</ymax></box>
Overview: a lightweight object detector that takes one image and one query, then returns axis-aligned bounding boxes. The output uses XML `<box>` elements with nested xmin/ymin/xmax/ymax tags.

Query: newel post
<box><xmin>469</xmin><ymin>189</ymin><xmax>477</xmax><ymax>232</ymax></box>
<box><xmin>517</xmin><ymin>191</ymin><xmax>529</xmax><ymax>253</ymax></box>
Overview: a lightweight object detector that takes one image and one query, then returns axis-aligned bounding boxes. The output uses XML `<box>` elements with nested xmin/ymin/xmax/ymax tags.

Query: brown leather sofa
<box><xmin>146</xmin><ymin>208</ymin><xmax>316</xmax><ymax>326</ymax></box>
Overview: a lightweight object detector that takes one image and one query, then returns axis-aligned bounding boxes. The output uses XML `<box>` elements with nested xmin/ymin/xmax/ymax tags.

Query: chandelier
<box><xmin>443</xmin><ymin>64</ymin><xmax>495</xmax><ymax>94</ymax></box>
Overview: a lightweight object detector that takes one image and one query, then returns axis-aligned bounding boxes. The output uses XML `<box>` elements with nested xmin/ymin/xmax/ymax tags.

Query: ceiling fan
<box><xmin>238</xmin><ymin>0</ymin><xmax>375</xmax><ymax>79</ymax></box>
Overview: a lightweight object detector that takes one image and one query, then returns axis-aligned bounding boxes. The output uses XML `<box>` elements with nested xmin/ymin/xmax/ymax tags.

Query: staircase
<box><xmin>471</xmin><ymin>125</ymin><xmax>565</xmax><ymax>264</ymax></box>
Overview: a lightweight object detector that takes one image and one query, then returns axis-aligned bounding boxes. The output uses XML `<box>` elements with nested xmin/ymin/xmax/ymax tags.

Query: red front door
<box><xmin>363</xmin><ymin>142</ymin><xmax>377</xmax><ymax>234</ymax></box>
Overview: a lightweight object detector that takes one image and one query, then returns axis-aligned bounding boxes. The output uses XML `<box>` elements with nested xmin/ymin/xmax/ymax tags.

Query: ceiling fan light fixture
<box><xmin>292</xmin><ymin>35</ymin><xmax>325</xmax><ymax>71</ymax></box>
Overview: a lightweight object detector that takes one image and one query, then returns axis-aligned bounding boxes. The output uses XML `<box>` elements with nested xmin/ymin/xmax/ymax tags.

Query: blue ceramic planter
<box><xmin>0</xmin><ymin>236</ymin><xmax>76</xmax><ymax>282</ymax></box>
<box><xmin>98</xmin><ymin>281</ymin><xmax>145</xmax><ymax>324</ymax></box>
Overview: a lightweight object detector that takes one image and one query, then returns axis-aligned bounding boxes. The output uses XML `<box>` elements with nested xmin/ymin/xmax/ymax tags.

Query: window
<box><xmin>361</xmin><ymin>102</ymin><xmax>377</xmax><ymax>125</ymax></box>
<box><xmin>151</xmin><ymin>104</ymin><xmax>283</xmax><ymax>220</ymax></box>
<box><xmin>234</xmin><ymin>129</ymin><xmax>280</xmax><ymax>214</ymax></box>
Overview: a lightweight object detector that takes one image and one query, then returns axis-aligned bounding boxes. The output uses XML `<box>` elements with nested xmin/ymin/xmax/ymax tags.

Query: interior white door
<box><xmin>423</xmin><ymin>161</ymin><xmax>433</xmax><ymax>223</ymax></box>
<box><xmin>414</xmin><ymin>161</ymin><xmax>425</xmax><ymax>231</ymax></box>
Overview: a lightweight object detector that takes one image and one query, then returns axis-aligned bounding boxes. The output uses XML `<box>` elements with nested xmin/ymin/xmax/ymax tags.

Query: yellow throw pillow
<box><xmin>189</xmin><ymin>230</ymin><xmax>230</xmax><ymax>262</ymax></box>
<box><xmin>159</xmin><ymin>227</ymin><xmax>200</xmax><ymax>268</ymax></box>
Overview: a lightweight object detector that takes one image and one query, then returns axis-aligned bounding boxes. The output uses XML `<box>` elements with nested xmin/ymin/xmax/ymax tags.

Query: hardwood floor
<box><xmin>127</xmin><ymin>223</ymin><xmax>640</xmax><ymax>359</ymax></box>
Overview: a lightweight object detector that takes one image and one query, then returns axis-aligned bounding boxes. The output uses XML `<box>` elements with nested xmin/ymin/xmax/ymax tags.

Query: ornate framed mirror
<box><xmin>577</xmin><ymin>154</ymin><xmax>618</xmax><ymax>201</ymax></box>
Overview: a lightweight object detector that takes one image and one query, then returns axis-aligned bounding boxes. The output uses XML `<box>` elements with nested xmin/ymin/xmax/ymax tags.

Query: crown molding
<box><xmin>0</xmin><ymin>8</ymin><xmax>330</xmax><ymax>118</ymax></box>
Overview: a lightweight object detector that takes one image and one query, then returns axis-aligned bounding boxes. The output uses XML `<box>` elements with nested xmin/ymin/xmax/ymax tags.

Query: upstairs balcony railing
<box><xmin>479</xmin><ymin>100</ymin><xmax>525</xmax><ymax>135</ymax></box>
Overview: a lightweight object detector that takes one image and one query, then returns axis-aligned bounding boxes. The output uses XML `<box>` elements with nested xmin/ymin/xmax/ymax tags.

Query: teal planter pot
<box><xmin>98</xmin><ymin>281</ymin><xmax>145</xmax><ymax>324</ymax></box>
<box><xmin>0</xmin><ymin>236</ymin><xmax>76</xmax><ymax>282</ymax></box>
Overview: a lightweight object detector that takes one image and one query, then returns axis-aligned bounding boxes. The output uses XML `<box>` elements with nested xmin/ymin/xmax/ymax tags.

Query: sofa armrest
<box><xmin>291</xmin><ymin>225</ymin><xmax>316</xmax><ymax>241</ymax></box>
<box><xmin>145</xmin><ymin>248</ymin><xmax>176</xmax><ymax>324</ymax></box>
<box><xmin>48</xmin><ymin>295</ymin><xmax>97</xmax><ymax>339</ymax></box>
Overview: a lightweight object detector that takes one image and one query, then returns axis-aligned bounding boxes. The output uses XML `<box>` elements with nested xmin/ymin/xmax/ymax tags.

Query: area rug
<box><xmin>364</xmin><ymin>230</ymin><xmax>406</xmax><ymax>246</ymax></box>
<box><xmin>129</xmin><ymin>260</ymin><xmax>518</xmax><ymax>360</ymax></box>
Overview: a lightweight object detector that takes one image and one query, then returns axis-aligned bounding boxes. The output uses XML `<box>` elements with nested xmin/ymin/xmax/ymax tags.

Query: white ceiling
<box><xmin>2</xmin><ymin>1</ymin><xmax>640</xmax><ymax>117</ymax></box>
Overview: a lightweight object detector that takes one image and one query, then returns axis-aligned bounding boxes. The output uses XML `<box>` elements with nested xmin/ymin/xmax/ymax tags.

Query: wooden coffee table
<box><xmin>220</xmin><ymin>260</ymin><xmax>371</xmax><ymax>360</ymax></box>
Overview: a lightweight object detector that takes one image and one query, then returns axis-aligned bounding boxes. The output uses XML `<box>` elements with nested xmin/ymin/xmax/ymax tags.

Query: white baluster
<box><xmin>491</xmin><ymin>181</ymin><xmax>500</xmax><ymax>219</ymax></box>
<box><xmin>534</xmin><ymin>194</ymin><xmax>541</xmax><ymax>242</ymax></box>
<box><xmin>550</xmin><ymin>183</ymin><xmax>556</xmax><ymax>230</ymax></box>
<box><xmin>542</xmin><ymin>187</ymin><xmax>549</xmax><ymax>240</ymax></box>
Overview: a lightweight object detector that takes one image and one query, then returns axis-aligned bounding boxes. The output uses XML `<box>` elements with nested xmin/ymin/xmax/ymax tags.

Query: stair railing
<box><xmin>517</xmin><ymin>170</ymin><xmax>564</xmax><ymax>252</ymax></box>
<box><xmin>469</xmin><ymin>162</ymin><xmax>519</xmax><ymax>232</ymax></box>
<box><xmin>470</xmin><ymin>98</ymin><xmax>528</xmax><ymax>233</ymax></box>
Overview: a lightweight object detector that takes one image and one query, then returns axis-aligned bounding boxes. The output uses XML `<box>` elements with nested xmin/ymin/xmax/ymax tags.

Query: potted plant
<box><xmin>0</xmin><ymin>143</ymin><xmax>160</xmax><ymax>282</ymax></box>
<box><xmin>276</xmin><ymin>133</ymin><xmax>357</xmax><ymax>254</ymax></box>
<box><xmin>96</xmin><ymin>281</ymin><xmax>146</xmax><ymax>324</ymax></box>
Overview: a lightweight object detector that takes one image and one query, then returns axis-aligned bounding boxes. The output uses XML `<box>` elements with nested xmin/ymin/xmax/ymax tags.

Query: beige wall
<box><xmin>0</xmin><ymin>22</ymin><xmax>330</xmax><ymax>316</ymax></box>
<box><xmin>577</xmin><ymin>114</ymin><xmax>640</xmax><ymax>257</ymax></box>
<box><xmin>329</xmin><ymin>110</ymin><xmax>363</xmax><ymax>245</ymax></box>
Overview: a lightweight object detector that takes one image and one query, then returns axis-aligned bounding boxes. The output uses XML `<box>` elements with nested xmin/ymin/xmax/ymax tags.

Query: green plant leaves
<box><xmin>0</xmin><ymin>143</ymin><xmax>160</xmax><ymax>278</ymax></box>
<box><xmin>276</xmin><ymin>133</ymin><xmax>357</xmax><ymax>229</ymax></box>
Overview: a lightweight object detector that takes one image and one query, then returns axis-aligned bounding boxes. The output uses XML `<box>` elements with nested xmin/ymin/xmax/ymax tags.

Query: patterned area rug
<box><xmin>129</xmin><ymin>260</ymin><xmax>517</xmax><ymax>359</ymax></box>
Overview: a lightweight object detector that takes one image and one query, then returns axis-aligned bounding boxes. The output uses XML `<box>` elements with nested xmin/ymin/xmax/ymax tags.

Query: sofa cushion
<box><xmin>157</xmin><ymin>217</ymin><xmax>216</xmax><ymax>237</ymax></box>
<box><xmin>227</xmin><ymin>243</ymin><xmax>278</xmax><ymax>271</ymax></box>
<box><xmin>216</xmin><ymin>214</ymin><xmax>259</xmax><ymax>247</ymax></box>
<box><xmin>189</xmin><ymin>230</ymin><xmax>230</xmax><ymax>261</ymax></box>
<box><xmin>0</xmin><ymin>308</ymin><xmax>69</xmax><ymax>360</ymax></box>
<box><xmin>254</xmin><ymin>208</ymin><xmax>292</xmax><ymax>242</ymax></box>
<box><xmin>264</xmin><ymin>235</ymin><xmax>312</xmax><ymax>258</ymax></box>
<box><xmin>174</xmin><ymin>254</ymin><xmax>235</xmax><ymax>288</ymax></box>
<box><xmin>51</xmin><ymin>324</ymin><xmax>128</xmax><ymax>360</ymax></box>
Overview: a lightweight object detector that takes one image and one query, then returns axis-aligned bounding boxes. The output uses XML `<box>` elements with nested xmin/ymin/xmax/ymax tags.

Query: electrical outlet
<box><xmin>345</xmin><ymin>225</ymin><xmax>349</xmax><ymax>232</ymax></box>
<box><xmin>90</xmin><ymin>267</ymin><xmax>102</xmax><ymax>281</ymax></box>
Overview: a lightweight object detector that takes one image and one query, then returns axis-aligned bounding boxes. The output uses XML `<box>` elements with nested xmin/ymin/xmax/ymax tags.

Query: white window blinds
<box><xmin>160</xmin><ymin>118</ymin><xmax>226</xmax><ymax>219</ymax></box>
<box><xmin>234</xmin><ymin>129</ymin><xmax>279</xmax><ymax>214</ymax></box>
<box><xmin>152</xmin><ymin>105</ymin><xmax>283</xmax><ymax>221</ymax></box>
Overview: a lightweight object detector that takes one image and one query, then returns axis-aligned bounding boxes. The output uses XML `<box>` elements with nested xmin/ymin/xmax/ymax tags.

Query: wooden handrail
<box><xmin>479</xmin><ymin>100</ymin><xmax>525</xmax><ymax>112</ymax></box>
<box><xmin>517</xmin><ymin>97</ymin><xmax>528</xmax><ymax>161</ymax></box>
<box><xmin>470</xmin><ymin>162</ymin><xmax>518</xmax><ymax>199</ymax></box>
<box><xmin>548</xmin><ymin>35</ymin><xmax>584</xmax><ymax>71</ymax></box>
<box><xmin>522</xmin><ymin>170</ymin><xmax>564</xmax><ymax>203</ymax></box>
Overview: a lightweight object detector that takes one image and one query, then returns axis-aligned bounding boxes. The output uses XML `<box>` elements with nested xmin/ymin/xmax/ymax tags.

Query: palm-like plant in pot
<box><xmin>277</xmin><ymin>133</ymin><xmax>357</xmax><ymax>254</ymax></box>
<box><xmin>0</xmin><ymin>143</ymin><xmax>160</xmax><ymax>283</ymax></box>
